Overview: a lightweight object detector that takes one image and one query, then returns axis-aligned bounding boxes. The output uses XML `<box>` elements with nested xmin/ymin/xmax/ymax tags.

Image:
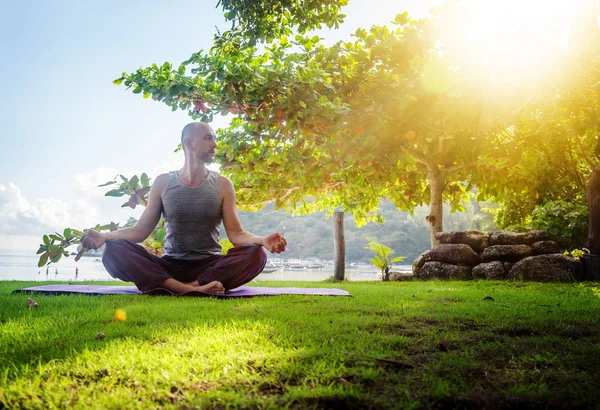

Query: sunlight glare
<box><xmin>442</xmin><ymin>0</ymin><xmax>595</xmax><ymax>87</ymax></box>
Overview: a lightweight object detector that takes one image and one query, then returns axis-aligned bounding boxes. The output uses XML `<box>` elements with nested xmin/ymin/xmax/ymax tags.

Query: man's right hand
<box><xmin>75</xmin><ymin>229</ymin><xmax>107</xmax><ymax>261</ymax></box>
<box><xmin>81</xmin><ymin>229</ymin><xmax>106</xmax><ymax>250</ymax></box>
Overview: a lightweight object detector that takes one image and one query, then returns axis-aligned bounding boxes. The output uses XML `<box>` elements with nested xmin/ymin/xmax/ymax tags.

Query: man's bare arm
<box><xmin>219</xmin><ymin>176</ymin><xmax>286</xmax><ymax>253</ymax></box>
<box><xmin>80</xmin><ymin>174</ymin><xmax>168</xmax><ymax>250</ymax></box>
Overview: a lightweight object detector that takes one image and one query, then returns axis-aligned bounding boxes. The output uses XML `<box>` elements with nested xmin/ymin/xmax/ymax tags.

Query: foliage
<box><xmin>36</xmin><ymin>228</ymin><xmax>82</xmax><ymax>267</ymax></box>
<box><xmin>364</xmin><ymin>237</ymin><xmax>405</xmax><ymax>281</ymax></box>
<box><xmin>219</xmin><ymin>237</ymin><xmax>234</xmax><ymax>254</ymax></box>
<box><xmin>99</xmin><ymin>173</ymin><xmax>152</xmax><ymax>209</ymax></box>
<box><xmin>143</xmin><ymin>219</ymin><xmax>166</xmax><ymax>257</ymax></box>
<box><xmin>476</xmin><ymin>17</ymin><xmax>600</xmax><ymax>227</ymax></box>
<box><xmin>115</xmin><ymin>7</ymin><xmax>505</xmax><ymax>247</ymax></box>
<box><xmin>37</xmin><ymin>174</ymin><xmax>155</xmax><ymax>267</ymax></box>
<box><xmin>564</xmin><ymin>248</ymin><xmax>585</xmax><ymax>259</ymax></box>
<box><xmin>529</xmin><ymin>200</ymin><xmax>588</xmax><ymax>250</ymax></box>
<box><xmin>215</xmin><ymin>0</ymin><xmax>348</xmax><ymax>47</ymax></box>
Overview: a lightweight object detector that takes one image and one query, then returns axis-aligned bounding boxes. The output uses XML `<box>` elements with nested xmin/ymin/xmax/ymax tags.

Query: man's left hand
<box><xmin>262</xmin><ymin>232</ymin><xmax>287</xmax><ymax>253</ymax></box>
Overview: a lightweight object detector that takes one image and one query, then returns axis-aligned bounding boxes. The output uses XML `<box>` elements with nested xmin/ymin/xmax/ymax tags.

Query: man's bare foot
<box><xmin>196</xmin><ymin>280</ymin><xmax>225</xmax><ymax>295</ymax></box>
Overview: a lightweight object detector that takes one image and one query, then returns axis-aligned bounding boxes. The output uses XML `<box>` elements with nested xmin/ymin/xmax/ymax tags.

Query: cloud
<box><xmin>0</xmin><ymin>154</ymin><xmax>215</xmax><ymax>250</ymax></box>
<box><xmin>0</xmin><ymin>182</ymin><xmax>102</xmax><ymax>236</ymax></box>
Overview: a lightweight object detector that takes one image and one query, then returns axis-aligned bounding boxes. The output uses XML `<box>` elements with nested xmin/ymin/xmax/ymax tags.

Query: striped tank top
<box><xmin>162</xmin><ymin>170</ymin><xmax>222</xmax><ymax>259</ymax></box>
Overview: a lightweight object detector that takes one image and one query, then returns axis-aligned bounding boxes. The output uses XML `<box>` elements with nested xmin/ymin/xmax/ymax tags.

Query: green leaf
<box><xmin>112</xmin><ymin>77</ymin><xmax>124</xmax><ymax>85</ymax></box>
<box><xmin>105</xmin><ymin>189</ymin><xmax>125</xmax><ymax>197</ymax></box>
<box><xmin>43</xmin><ymin>235</ymin><xmax>50</xmax><ymax>246</ymax></box>
<box><xmin>50</xmin><ymin>234</ymin><xmax>63</xmax><ymax>241</ymax></box>
<box><xmin>36</xmin><ymin>247</ymin><xmax>46</xmax><ymax>254</ymax></box>
<box><xmin>64</xmin><ymin>228</ymin><xmax>72</xmax><ymax>239</ymax></box>
<box><xmin>38</xmin><ymin>253</ymin><xmax>49</xmax><ymax>267</ymax></box>
<box><xmin>52</xmin><ymin>253</ymin><xmax>62</xmax><ymax>263</ymax></box>
<box><xmin>98</xmin><ymin>180</ymin><xmax>116</xmax><ymax>187</ymax></box>
<box><xmin>141</xmin><ymin>173</ymin><xmax>150</xmax><ymax>187</ymax></box>
<box><xmin>129</xmin><ymin>175</ymin><xmax>140</xmax><ymax>190</ymax></box>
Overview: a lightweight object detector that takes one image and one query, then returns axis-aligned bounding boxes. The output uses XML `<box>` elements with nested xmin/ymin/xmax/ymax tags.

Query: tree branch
<box><xmin>405</xmin><ymin>146</ymin><xmax>432</xmax><ymax>168</ymax></box>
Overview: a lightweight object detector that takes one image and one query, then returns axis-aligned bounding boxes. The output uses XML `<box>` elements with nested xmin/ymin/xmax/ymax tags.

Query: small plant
<box><xmin>365</xmin><ymin>237</ymin><xmax>406</xmax><ymax>281</ymax></box>
<box><xmin>564</xmin><ymin>249</ymin><xmax>585</xmax><ymax>259</ymax></box>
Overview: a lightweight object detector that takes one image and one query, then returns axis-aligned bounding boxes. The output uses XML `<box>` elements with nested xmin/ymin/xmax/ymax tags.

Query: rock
<box><xmin>428</xmin><ymin>244</ymin><xmax>480</xmax><ymax>265</ymax></box>
<box><xmin>389</xmin><ymin>271</ymin><xmax>414</xmax><ymax>281</ymax></box>
<box><xmin>480</xmin><ymin>245</ymin><xmax>533</xmax><ymax>262</ymax></box>
<box><xmin>417</xmin><ymin>262</ymin><xmax>472</xmax><ymax>280</ymax></box>
<box><xmin>435</xmin><ymin>230</ymin><xmax>489</xmax><ymax>252</ymax></box>
<box><xmin>503</xmin><ymin>262</ymin><xmax>514</xmax><ymax>272</ymax></box>
<box><xmin>507</xmin><ymin>254</ymin><xmax>583</xmax><ymax>282</ymax></box>
<box><xmin>532</xmin><ymin>240</ymin><xmax>561</xmax><ymax>255</ymax></box>
<box><xmin>489</xmin><ymin>230</ymin><xmax>549</xmax><ymax>246</ymax></box>
<box><xmin>412</xmin><ymin>250</ymin><xmax>431</xmax><ymax>276</ymax></box>
<box><xmin>472</xmin><ymin>261</ymin><xmax>506</xmax><ymax>280</ymax></box>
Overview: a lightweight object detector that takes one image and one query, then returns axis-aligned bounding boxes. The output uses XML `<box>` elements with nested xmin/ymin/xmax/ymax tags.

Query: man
<box><xmin>79</xmin><ymin>122</ymin><xmax>287</xmax><ymax>295</ymax></box>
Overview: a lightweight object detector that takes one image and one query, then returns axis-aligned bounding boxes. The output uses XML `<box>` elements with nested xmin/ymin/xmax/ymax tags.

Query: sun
<box><xmin>439</xmin><ymin>0</ymin><xmax>597</xmax><ymax>88</ymax></box>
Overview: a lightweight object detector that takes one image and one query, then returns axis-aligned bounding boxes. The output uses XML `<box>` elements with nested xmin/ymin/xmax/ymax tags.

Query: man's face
<box><xmin>188</xmin><ymin>126</ymin><xmax>217</xmax><ymax>163</ymax></box>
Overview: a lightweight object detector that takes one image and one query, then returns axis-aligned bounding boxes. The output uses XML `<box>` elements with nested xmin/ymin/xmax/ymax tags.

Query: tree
<box><xmin>475</xmin><ymin>10</ymin><xmax>600</xmax><ymax>236</ymax></box>
<box><xmin>115</xmin><ymin>4</ymin><xmax>506</xmax><ymax>247</ymax></box>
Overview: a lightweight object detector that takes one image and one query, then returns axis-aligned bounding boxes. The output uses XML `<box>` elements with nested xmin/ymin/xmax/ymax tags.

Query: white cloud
<box><xmin>0</xmin><ymin>182</ymin><xmax>102</xmax><ymax>237</ymax></box>
<box><xmin>0</xmin><ymin>155</ymin><xmax>218</xmax><ymax>251</ymax></box>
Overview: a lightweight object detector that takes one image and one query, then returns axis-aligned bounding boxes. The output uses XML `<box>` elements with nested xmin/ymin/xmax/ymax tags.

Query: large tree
<box><xmin>115</xmin><ymin>3</ymin><xmax>508</xmax><ymax>246</ymax></box>
<box><xmin>475</xmin><ymin>10</ymin><xmax>600</xmax><ymax>234</ymax></box>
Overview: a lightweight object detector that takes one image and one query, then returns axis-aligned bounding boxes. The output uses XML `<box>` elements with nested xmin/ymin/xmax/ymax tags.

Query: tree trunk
<box><xmin>472</xmin><ymin>199</ymin><xmax>482</xmax><ymax>231</ymax></box>
<box><xmin>333</xmin><ymin>211</ymin><xmax>345</xmax><ymax>280</ymax></box>
<box><xmin>587</xmin><ymin>167</ymin><xmax>600</xmax><ymax>254</ymax></box>
<box><xmin>427</xmin><ymin>169</ymin><xmax>444</xmax><ymax>248</ymax></box>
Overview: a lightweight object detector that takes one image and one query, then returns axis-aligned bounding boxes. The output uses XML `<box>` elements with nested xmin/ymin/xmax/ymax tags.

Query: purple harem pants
<box><xmin>101</xmin><ymin>239</ymin><xmax>267</xmax><ymax>292</ymax></box>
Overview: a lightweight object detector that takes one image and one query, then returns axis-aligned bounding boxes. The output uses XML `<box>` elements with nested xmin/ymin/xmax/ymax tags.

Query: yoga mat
<box><xmin>12</xmin><ymin>284</ymin><xmax>351</xmax><ymax>298</ymax></box>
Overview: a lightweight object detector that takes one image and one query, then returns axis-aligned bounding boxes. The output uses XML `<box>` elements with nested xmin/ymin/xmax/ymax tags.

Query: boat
<box><xmin>283</xmin><ymin>263</ymin><xmax>306</xmax><ymax>270</ymax></box>
<box><xmin>261</xmin><ymin>262</ymin><xmax>280</xmax><ymax>274</ymax></box>
<box><xmin>306</xmin><ymin>263</ymin><xmax>324</xmax><ymax>270</ymax></box>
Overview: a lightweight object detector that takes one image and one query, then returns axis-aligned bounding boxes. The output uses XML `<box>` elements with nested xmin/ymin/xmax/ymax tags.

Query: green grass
<box><xmin>1</xmin><ymin>280</ymin><xmax>600</xmax><ymax>409</ymax></box>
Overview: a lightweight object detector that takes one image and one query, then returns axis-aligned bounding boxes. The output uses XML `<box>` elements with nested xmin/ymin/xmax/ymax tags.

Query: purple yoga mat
<box><xmin>12</xmin><ymin>284</ymin><xmax>351</xmax><ymax>298</ymax></box>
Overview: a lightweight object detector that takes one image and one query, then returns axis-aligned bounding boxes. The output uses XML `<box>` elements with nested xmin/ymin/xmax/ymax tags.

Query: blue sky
<box><xmin>0</xmin><ymin>0</ymin><xmax>445</xmax><ymax>250</ymax></box>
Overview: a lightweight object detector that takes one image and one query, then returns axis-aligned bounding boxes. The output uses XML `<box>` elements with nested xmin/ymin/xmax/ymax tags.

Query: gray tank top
<box><xmin>162</xmin><ymin>170</ymin><xmax>222</xmax><ymax>259</ymax></box>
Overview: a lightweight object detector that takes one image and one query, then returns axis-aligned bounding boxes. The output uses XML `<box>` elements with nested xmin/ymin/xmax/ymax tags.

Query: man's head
<box><xmin>181</xmin><ymin>122</ymin><xmax>217</xmax><ymax>163</ymax></box>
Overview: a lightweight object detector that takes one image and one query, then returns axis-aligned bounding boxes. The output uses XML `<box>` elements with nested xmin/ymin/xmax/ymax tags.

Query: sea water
<box><xmin>0</xmin><ymin>250</ymin><xmax>411</xmax><ymax>282</ymax></box>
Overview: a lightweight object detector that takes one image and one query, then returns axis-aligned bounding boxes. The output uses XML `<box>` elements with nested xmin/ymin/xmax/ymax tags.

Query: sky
<box><xmin>0</xmin><ymin>0</ymin><xmax>445</xmax><ymax>251</ymax></box>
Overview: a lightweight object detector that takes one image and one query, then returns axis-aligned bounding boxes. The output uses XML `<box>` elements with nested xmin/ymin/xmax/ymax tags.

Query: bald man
<box><xmin>79</xmin><ymin>122</ymin><xmax>287</xmax><ymax>295</ymax></box>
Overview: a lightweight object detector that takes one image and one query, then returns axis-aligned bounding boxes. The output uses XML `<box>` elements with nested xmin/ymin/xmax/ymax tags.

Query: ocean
<box><xmin>0</xmin><ymin>250</ymin><xmax>409</xmax><ymax>282</ymax></box>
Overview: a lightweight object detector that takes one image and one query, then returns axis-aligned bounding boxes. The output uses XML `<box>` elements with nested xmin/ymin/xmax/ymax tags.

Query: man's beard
<box><xmin>199</xmin><ymin>153</ymin><xmax>215</xmax><ymax>163</ymax></box>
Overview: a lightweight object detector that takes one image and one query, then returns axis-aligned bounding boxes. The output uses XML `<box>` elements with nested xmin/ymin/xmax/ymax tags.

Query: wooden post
<box><xmin>333</xmin><ymin>211</ymin><xmax>345</xmax><ymax>281</ymax></box>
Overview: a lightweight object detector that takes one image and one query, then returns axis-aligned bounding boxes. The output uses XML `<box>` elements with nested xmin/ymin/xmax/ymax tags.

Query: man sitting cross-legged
<box><xmin>78</xmin><ymin>122</ymin><xmax>287</xmax><ymax>295</ymax></box>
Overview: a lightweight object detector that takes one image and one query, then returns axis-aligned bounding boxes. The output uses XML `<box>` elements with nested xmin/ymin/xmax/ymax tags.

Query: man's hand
<box><xmin>75</xmin><ymin>229</ymin><xmax>107</xmax><ymax>262</ymax></box>
<box><xmin>262</xmin><ymin>232</ymin><xmax>287</xmax><ymax>254</ymax></box>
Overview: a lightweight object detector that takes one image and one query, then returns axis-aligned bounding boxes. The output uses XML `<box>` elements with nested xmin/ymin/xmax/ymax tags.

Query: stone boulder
<box><xmin>507</xmin><ymin>254</ymin><xmax>583</xmax><ymax>282</ymax></box>
<box><xmin>489</xmin><ymin>230</ymin><xmax>549</xmax><ymax>246</ymax></box>
<box><xmin>389</xmin><ymin>271</ymin><xmax>414</xmax><ymax>281</ymax></box>
<box><xmin>531</xmin><ymin>240</ymin><xmax>561</xmax><ymax>255</ymax></box>
<box><xmin>412</xmin><ymin>250</ymin><xmax>431</xmax><ymax>277</ymax></box>
<box><xmin>480</xmin><ymin>245</ymin><xmax>533</xmax><ymax>262</ymax></box>
<box><xmin>434</xmin><ymin>230</ymin><xmax>489</xmax><ymax>252</ymax></box>
<box><xmin>472</xmin><ymin>261</ymin><xmax>506</xmax><ymax>280</ymax></box>
<box><xmin>417</xmin><ymin>262</ymin><xmax>472</xmax><ymax>280</ymax></box>
<box><xmin>428</xmin><ymin>244</ymin><xmax>480</xmax><ymax>265</ymax></box>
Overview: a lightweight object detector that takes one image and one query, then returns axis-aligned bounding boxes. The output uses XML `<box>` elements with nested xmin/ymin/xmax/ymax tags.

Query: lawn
<box><xmin>1</xmin><ymin>280</ymin><xmax>599</xmax><ymax>409</ymax></box>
